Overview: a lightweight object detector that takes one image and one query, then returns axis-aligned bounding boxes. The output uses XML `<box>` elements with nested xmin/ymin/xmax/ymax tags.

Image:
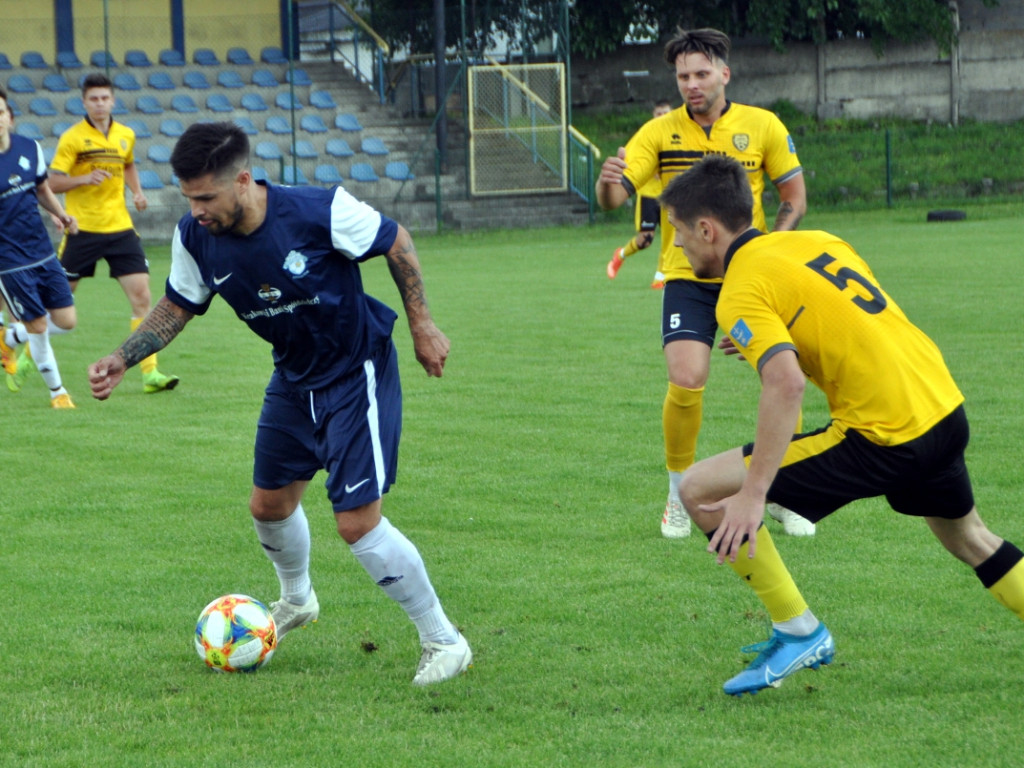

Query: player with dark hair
<box><xmin>0</xmin><ymin>86</ymin><xmax>78</xmax><ymax>407</ymax></box>
<box><xmin>661</xmin><ymin>154</ymin><xmax>1024</xmax><ymax>695</ymax></box>
<box><xmin>47</xmin><ymin>72</ymin><xmax>177</xmax><ymax>394</ymax></box>
<box><xmin>596</xmin><ymin>28</ymin><xmax>811</xmax><ymax>540</ymax></box>
<box><xmin>606</xmin><ymin>99</ymin><xmax>673</xmax><ymax>289</ymax></box>
<box><xmin>88</xmin><ymin>122</ymin><xmax>472</xmax><ymax>685</ymax></box>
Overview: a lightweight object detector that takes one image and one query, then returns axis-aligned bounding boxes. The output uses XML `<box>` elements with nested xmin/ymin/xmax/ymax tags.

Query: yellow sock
<box><xmin>131</xmin><ymin>317</ymin><xmax>158</xmax><ymax>375</ymax></box>
<box><xmin>728</xmin><ymin>526</ymin><xmax>809</xmax><ymax>623</ymax></box>
<box><xmin>622</xmin><ymin>237</ymin><xmax>641</xmax><ymax>258</ymax></box>
<box><xmin>976</xmin><ymin>541</ymin><xmax>1024</xmax><ymax>620</ymax></box>
<box><xmin>664</xmin><ymin>383</ymin><xmax>703</xmax><ymax>472</ymax></box>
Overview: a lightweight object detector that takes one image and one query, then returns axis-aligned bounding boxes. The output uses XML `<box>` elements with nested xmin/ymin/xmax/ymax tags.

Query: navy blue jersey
<box><xmin>167</xmin><ymin>181</ymin><xmax>400</xmax><ymax>388</ymax></box>
<box><xmin>0</xmin><ymin>134</ymin><xmax>54</xmax><ymax>269</ymax></box>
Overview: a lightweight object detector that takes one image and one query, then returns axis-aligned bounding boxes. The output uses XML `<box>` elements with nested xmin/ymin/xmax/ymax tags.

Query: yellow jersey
<box><xmin>50</xmin><ymin>118</ymin><xmax>137</xmax><ymax>233</ymax></box>
<box><xmin>622</xmin><ymin>102</ymin><xmax>802</xmax><ymax>282</ymax></box>
<box><xmin>717</xmin><ymin>229</ymin><xmax>964</xmax><ymax>446</ymax></box>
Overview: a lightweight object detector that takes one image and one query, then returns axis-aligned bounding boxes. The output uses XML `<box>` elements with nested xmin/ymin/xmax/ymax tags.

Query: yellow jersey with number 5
<box><xmin>717</xmin><ymin>229</ymin><xmax>963</xmax><ymax>446</ymax></box>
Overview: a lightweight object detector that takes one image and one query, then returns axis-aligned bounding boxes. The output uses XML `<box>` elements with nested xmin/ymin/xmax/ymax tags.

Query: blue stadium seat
<box><xmin>261</xmin><ymin>46</ymin><xmax>288</xmax><ymax>64</ymax></box>
<box><xmin>292</xmin><ymin>140</ymin><xmax>317</xmax><ymax>159</ymax></box>
<box><xmin>183</xmin><ymin>71</ymin><xmax>211</xmax><ymax>90</ymax></box>
<box><xmin>136</xmin><ymin>95</ymin><xmax>163</xmax><ymax>115</ymax></box>
<box><xmin>206</xmin><ymin>93</ymin><xmax>232</xmax><ymax>113</ymax></box>
<box><xmin>325</xmin><ymin>138</ymin><xmax>354</xmax><ymax>158</ymax></box>
<box><xmin>20</xmin><ymin>52</ymin><xmax>49</xmax><ymax>69</ymax></box>
<box><xmin>265</xmin><ymin>116</ymin><xmax>290</xmax><ymax>135</ymax></box>
<box><xmin>227</xmin><ymin>47</ymin><xmax>254</xmax><ymax>66</ymax></box>
<box><xmin>123</xmin><ymin>119</ymin><xmax>151</xmax><ymax>138</ymax></box>
<box><xmin>56</xmin><ymin>51</ymin><xmax>83</xmax><ymax>70</ymax></box>
<box><xmin>43</xmin><ymin>145</ymin><xmax>56</xmax><ymax>164</ymax></box>
<box><xmin>148</xmin><ymin>72</ymin><xmax>176</xmax><ymax>90</ymax></box>
<box><xmin>275</xmin><ymin>92</ymin><xmax>303</xmax><ymax>111</ymax></box>
<box><xmin>334</xmin><ymin>113</ymin><xmax>362</xmax><ymax>132</ymax></box>
<box><xmin>112</xmin><ymin>97</ymin><xmax>129</xmax><ymax>115</ymax></box>
<box><xmin>309</xmin><ymin>90</ymin><xmax>337</xmax><ymax>110</ymax></box>
<box><xmin>217</xmin><ymin>70</ymin><xmax>245</xmax><ymax>89</ymax></box>
<box><xmin>139</xmin><ymin>169</ymin><xmax>164</xmax><ymax>189</ymax></box>
<box><xmin>255</xmin><ymin>141</ymin><xmax>283</xmax><ymax>161</ymax></box>
<box><xmin>15</xmin><ymin>122</ymin><xmax>45</xmax><ymax>141</ymax></box>
<box><xmin>314</xmin><ymin>164</ymin><xmax>344</xmax><ymax>185</ymax></box>
<box><xmin>7</xmin><ymin>97</ymin><xmax>20</xmax><ymax>116</ymax></box>
<box><xmin>147</xmin><ymin>144</ymin><xmax>173</xmax><ymax>163</ymax></box>
<box><xmin>300</xmin><ymin>114</ymin><xmax>327</xmax><ymax>133</ymax></box>
<box><xmin>233</xmin><ymin>116</ymin><xmax>258</xmax><ymax>135</ymax></box>
<box><xmin>112</xmin><ymin>72</ymin><xmax>141</xmax><ymax>91</ymax></box>
<box><xmin>43</xmin><ymin>74</ymin><xmax>72</xmax><ymax>92</ymax></box>
<box><xmin>160</xmin><ymin>118</ymin><xmax>185</xmax><ymax>137</ymax></box>
<box><xmin>251</xmin><ymin>165</ymin><xmax>269</xmax><ymax>181</ymax></box>
<box><xmin>360</xmin><ymin>137</ymin><xmax>389</xmax><ymax>156</ymax></box>
<box><xmin>29</xmin><ymin>97</ymin><xmax>58</xmax><ymax>117</ymax></box>
<box><xmin>251</xmin><ymin>69</ymin><xmax>278</xmax><ymax>88</ymax></box>
<box><xmin>125</xmin><ymin>50</ymin><xmax>153</xmax><ymax>67</ymax></box>
<box><xmin>385</xmin><ymin>161</ymin><xmax>414</xmax><ymax>181</ymax></box>
<box><xmin>159</xmin><ymin>49</ymin><xmax>186</xmax><ymax>67</ymax></box>
<box><xmin>170</xmin><ymin>94</ymin><xmax>199</xmax><ymax>113</ymax></box>
<box><xmin>7</xmin><ymin>75</ymin><xmax>36</xmax><ymax>94</ymax></box>
<box><xmin>64</xmin><ymin>97</ymin><xmax>87</xmax><ymax>116</ymax></box>
<box><xmin>282</xmin><ymin>166</ymin><xmax>308</xmax><ymax>185</ymax></box>
<box><xmin>0</xmin><ymin>52</ymin><xmax>11</xmax><ymax>70</ymax></box>
<box><xmin>90</xmin><ymin>50</ymin><xmax>118</xmax><ymax>68</ymax></box>
<box><xmin>240</xmin><ymin>93</ymin><xmax>269</xmax><ymax>112</ymax></box>
<box><xmin>193</xmin><ymin>48</ymin><xmax>220</xmax><ymax>67</ymax></box>
<box><xmin>51</xmin><ymin>120</ymin><xmax>74</xmax><ymax>137</ymax></box>
<box><xmin>349</xmin><ymin>163</ymin><xmax>379</xmax><ymax>183</ymax></box>
<box><xmin>285</xmin><ymin>68</ymin><xmax>313</xmax><ymax>87</ymax></box>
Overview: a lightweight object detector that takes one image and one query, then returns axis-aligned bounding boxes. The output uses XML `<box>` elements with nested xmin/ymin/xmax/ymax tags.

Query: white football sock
<box><xmin>5</xmin><ymin>322</ymin><xmax>28</xmax><ymax>347</ymax></box>
<box><xmin>27</xmin><ymin>331</ymin><xmax>63</xmax><ymax>391</ymax></box>
<box><xmin>668</xmin><ymin>471</ymin><xmax>684</xmax><ymax>500</ymax></box>
<box><xmin>252</xmin><ymin>503</ymin><xmax>312</xmax><ymax>605</ymax></box>
<box><xmin>774</xmin><ymin>608</ymin><xmax>820</xmax><ymax>637</ymax></box>
<box><xmin>350</xmin><ymin>516</ymin><xmax>458</xmax><ymax>645</ymax></box>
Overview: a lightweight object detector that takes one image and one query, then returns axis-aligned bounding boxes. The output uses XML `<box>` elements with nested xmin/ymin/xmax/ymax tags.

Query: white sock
<box><xmin>350</xmin><ymin>516</ymin><xmax>458</xmax><ymax>645</ymax></box>
<box><xmin>5</xmin><ymin>322</ymin><xmax>28</xmax><ymax>347</ymax></box>
<box><xmin>774</xmin><ymin>608</ymin><xmax>820</xmax><ymax>637</ymax></box>
<box><xmin>27</xmin><ymin>331</ymin><xmax>63</xmax><ymax>391</ymax></box>
<box><xmin>252</xmin><ymin>503</ymin><xmax>312</xmax><ymax>605</ymax></box>
<box><xmin>668</xmin><ymin>471</ymin><xmax>684</xmax><ymax>500</ymax></box>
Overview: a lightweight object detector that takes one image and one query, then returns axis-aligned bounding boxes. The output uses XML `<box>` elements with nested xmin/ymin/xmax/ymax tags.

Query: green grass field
<box><xmin>3</xmin><ymin>204</ymin><xmax>1022</xmax><ymax>767</ymax></box>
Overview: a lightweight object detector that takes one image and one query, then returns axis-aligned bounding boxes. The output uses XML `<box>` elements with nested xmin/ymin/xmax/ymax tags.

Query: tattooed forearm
<box><xmin>118</xmin><ymin>299</ymin><xmax>189</xmax><ymax>368</ymax></box>
<box><xmin>773</xmin><ymin>201</ymin><xmax>803</xmax><ymax>231</ymax></box>
<box><xmin>386</xmin><ymin>232</ymin><xmax>430</xmax><ymax>318</ymax></box>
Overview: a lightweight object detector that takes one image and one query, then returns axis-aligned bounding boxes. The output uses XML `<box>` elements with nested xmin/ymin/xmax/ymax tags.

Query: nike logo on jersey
<box><xmin>213</xmin><ymin>273</ymin><xmax>233</xmax><ymax>286</ymax></box>
<box><xmin>345</xmin><ymin>478</ymin><xmax>370</xmax><ymax>493</ymax></box>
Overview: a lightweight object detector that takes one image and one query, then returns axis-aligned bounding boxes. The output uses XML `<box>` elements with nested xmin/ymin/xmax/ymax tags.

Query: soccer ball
<box><xmin>194</xmin><ymin>594</ymin><xmax>277</xmax><ymax>672</ymax></box>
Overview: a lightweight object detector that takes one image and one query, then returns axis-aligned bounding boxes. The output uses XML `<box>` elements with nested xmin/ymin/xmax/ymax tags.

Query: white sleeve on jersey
<box><xmin>328</xmin><ymin>185</ymin><xmax>384</xmax><ymax>259</ymax></box>
<box><xmin>168</xmin><ymin>225</ymin><xmax>212</xmax><ymax>306</ymax></box>
<box><xmin>32</xmin><ymin>141</ymin><xmax>47</xmax><ymax>181</ymax></box>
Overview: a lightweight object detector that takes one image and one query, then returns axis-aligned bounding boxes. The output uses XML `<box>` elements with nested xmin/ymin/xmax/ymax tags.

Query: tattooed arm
<box><xmin>384</xmin><ymin>225</ymin><xmax>449</xmax><ymax>377</ymax></box>
<box><xmin>772</xmin><ymin>174</ymin><xmax>807</xmax><ymax>231</ymax></box>
<box><xmin>88</xmin><ymin>297</ymin><xmax>194</xmax><ymax>399</ymax></box>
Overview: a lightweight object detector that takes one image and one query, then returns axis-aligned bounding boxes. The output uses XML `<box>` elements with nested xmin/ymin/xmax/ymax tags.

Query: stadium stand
<box><xmin>29</xmin><ymin>97</ymin><xmax>58</xmax><ymax>117</ymax></box>
<box><xmin>51</xmin><ymin>120</ymin><xmax>74</xmax><ymax>137</ymax></box>
<box><xmin>314</xmin><ymin>164</ymin><xmax>344</xmax><ymax>184</ymax></box>
<box><xmin>285</xmin><ymin>68</ymin><xmax>313</xmax><ymax>87</ymax></box>
<box><xmin>217</xmin><ymin>71</ymin><xmax>245</xmax><ymax>89</ymax></box>
<box><xmin>206</xmin><ymin>93</ymin><xmax>233</xmax><ymax>113</ymax></box>
<box><xmin>193</xmin><ymin>48</ymin><xmax>220</xmax><ymax>66</ymax></box>
<box><xmin>139</xmin><ymin>169</ymin><xmax>164</xmax><ymax>189</ymax></box>
<box><xmin>147</xmin><ymin>144</ymin><xmax>173</xmax><ymax>163</ymax></box>
<box><xmin>385</xmin><ymin>161</ymin><xmax>414</xmax><ymax>181</ymax></box>
<box><xmin>309</xmin><ymin>90</ymin><xmax>337</xmax><ymax>110</ymax></box>
<box><xmin>349</xmin><ymin>163</ymin><xmax>379</xmax><ymax>182</ymax></box>
<box><xmin>64</xmin><ymin>97</ymin><xmax>86</xmax><ymax>116</ymax></box>
<box><xmin>113</xmin><ymin>72</ymin><xmax>142</xmax><ymax>91</ymax></box>
<box><xmin>233</xmin><ymin>116</ymin><xmax>258</xmax><ymax>135</ymax></box>
<box><xmin>159</xmin><ymin>118</ymin><xmax>185</xmax><ymax>137</ymax></box>
<box><xmin>291</xmin><ymin>140</ymin><xmax>318</xmax><ymax>159</ymax></box>
<box><xmin>21</xmin><ymin>51</ymin><xmax>49</xmax><ymax>69</ymax></box>
<box><xmin>125</xmin><ymin>50</ymin><xmax>153</xmax><ymax>67</ymax></box>
<box><xmin>123</xmin><ymin>119</ymin><xmax>151</xmax><ymax>138</ymax></box>
<box><xmin>227</xmin><ymin>47</ymin><xmax>255</xmax><ymax>66</ymax></box>
<box><xmin>0</xmin><ymin>53</ymin><xmax>11</xmax><ymax>69</ymax></box>
<box><xmin>241</xmin><ymin>93</ymin><xmax>269</xmax><ymax>112</ymax></box>
<box><xmin>183</xmin><ymin>71</ymin><xmax>212</xmax><ymax>90</ymax></box>
<box><xmin>275</xmin><ymin>92</ymin><xmax>302</xmax><ymax>110</ymax></box>
<box><xmin>282</xmin><ymin>166</ymin><xmax>309</xmax><ymax>185</ymax></box>
<box><xmin>361</xmin><ymin>137</ymin><xmax>389</xmax><ymax>156</ymax></box>
<box><xmin>43</xmin><ymin>146</ymin><xmax>55</xmax><ymax>163</ymax></box>
<box><xmin>255</xmin><ymin>141</ymin><xmax>282</xmax><ymax>160</ymax></box>
<box><xmin>170</xmin><ymin>94</ymin><xmax>200</xmax><ymax>113</ymax></box>
<box><xmin>7</xmin><ymin>97</ymin><xmax>20</xmax><ymax>116</ymax></box>
<box><xmin>159</xmin><ymin>49</ymin><xmax>186</xmax><ymax>67</ymax></box>
<box><xmin>252</xmin><ymin>69</ymin><xmax>278</xmax><ymax>88</ymax></box>
<box><xmin>261</xmin><ymin>47</ymin><xmax>288</xmax><ymax>64</ymax></box>
<box><xmin>7</xmin><ymin>75</ymin><xmax>36</xmax><ymax>94</ymax></box>
<box><xmin>325</xmin><ymin>138</ymin><xmax>354</xmax><ymax>158</ymax></box>
<box><xmin>43</xmin><ymin>74</ymin><xmax>72</xmax><ymax>92</ymax></box>
<box><xmin>16</xmin><ymin>122</ymin><xmax>45</xmax><ymax>141</ymax></box>
<box><xmin>265</xmin><ymin>116</ymin><xmax>290</xmax><ymax>135</ymax></box>
<box><xmin>90</xmin><ymin>50</ymin><xmax>118</xmax><ymax>68</ymax></box>
<box><xmin>148</xmin><ymin>72</ymin><xmax>176</xmax><ymax>90</ymax></box>
<box><xmin>112</xmin><ymin>97</ymin><xmax>129</xmax><ymax>115</ymax></box>
<box><xmin>335</xmin><ymin>113</ymin><xmax>362</xmax><ymax>132</ymax></box>
<box><xmin>136</xmin><ymin>95</ymin><xmax>163</xmax><ymax>115</ymax></box>
<box><xmin>252</xmin><ymin>166</ymin><xmax>269</xmax><ymax>181</ymax></box>
<box><xmin>56</xmin><ymin>51</ymin><xmax>84</xmax><ymax>69</ymax></box>
<box><xmin>300</xmin><ymin>114</ymin><xmax>328</xmax><ymax>133</ymax></box>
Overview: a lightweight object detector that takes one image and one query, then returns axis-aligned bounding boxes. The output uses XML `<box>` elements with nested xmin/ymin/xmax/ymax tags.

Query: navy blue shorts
<box><xmin>253</xmin><ymin>341</ymin><xmax>402</xmax><ymax>512</ymax></box>
<box><xmin>0</xmin><ymin>254</ymin><xmax>75</xmax><ymax>321</ymax></box>
<box><xmin>661</xmin><ymin>278</ymin><xmax>721</xmax><ymax>347</ymax></box>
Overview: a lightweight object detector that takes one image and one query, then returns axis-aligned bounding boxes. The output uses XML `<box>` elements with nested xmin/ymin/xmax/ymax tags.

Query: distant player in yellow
<box><xmin>606</xmin><ymin>99</ymin><xmax>673</xmax><ymax>289</ymax></box>
<box><xmin>661</xmin><ymin>154</ymin><xmax>1024</xmax><ymax>696</ymax></box>
<box><xmin>596</xmin><ymin>28</ymin><xmax>809</xmax><ymax>539</ymax></box>
<box><xmin>49</xmin><ymin>73</ymin><xmax>177</xmax><ymax>394</ymax></box>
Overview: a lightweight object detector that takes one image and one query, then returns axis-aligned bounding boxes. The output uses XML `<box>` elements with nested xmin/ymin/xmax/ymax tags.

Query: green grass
<box><xmin>2</xmin><ymin>205</ymin><xmax>1023</xmax><ymax>767</ymax></box>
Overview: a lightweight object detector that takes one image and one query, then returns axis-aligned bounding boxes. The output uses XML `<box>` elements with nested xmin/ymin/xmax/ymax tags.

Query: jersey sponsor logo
<box><xmin>257</xmin><ymin>283</ymin><xmax>282</xmax><ymax>302</ymax></box>
<box><xmin>283</xmin><ymin>249</ymin><xmax>309</xmax><ymax>278</ymax></box>
<box><xmin>212</xmin><ymin>272</ymin><xmax>233</xmax><ymax>286</ymax></box>
<box><xmin>730</xmin><ymin>318</ymin><xmax>753</xmax><ymax>347</ymax></box>
<box><xmin>732</xmin><ymin>133</ymin><xmax>750</xmax><ymax>151</ymax></box>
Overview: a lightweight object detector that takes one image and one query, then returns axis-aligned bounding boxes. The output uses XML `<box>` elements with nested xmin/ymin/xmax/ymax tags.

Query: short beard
<box><xmin>207</xmin><ymin>203</ymin><xmax>245</xmax><ymax>236</ymax></box>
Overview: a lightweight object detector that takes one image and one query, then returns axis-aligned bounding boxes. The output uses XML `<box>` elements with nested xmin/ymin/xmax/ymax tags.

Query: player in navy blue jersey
<box><xmin>88</xmin><ymin>122</ymin><xmax>471</xmax><ymax>685</ymax></box>
<box><xmin>0</xmin><ymin>87</ymin><xmax>78</xmax><ymax>408</ymax></box>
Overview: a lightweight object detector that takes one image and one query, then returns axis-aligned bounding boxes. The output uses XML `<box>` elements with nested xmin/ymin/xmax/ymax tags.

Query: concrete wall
<box><xmin>570</xmin><ymin>0</ymin><xmax>1024</xmax><ymax>124</ymax></box>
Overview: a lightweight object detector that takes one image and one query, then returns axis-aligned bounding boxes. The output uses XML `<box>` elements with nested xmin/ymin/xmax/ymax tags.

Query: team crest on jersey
<box><xmin>732</xmin><ymin>133</ymin><xmax>750</xmax><ymax>151</ymax></box>
<box><xmin>283</xmin><ymin>250</ymin><xmax>309</xmax><ymax>278</ymax></box>
<box><xmin>729</xmin><ymin>318</ymin><xmax>753</xmax><ymax>347</ymax></box>
<box><xmin>258</xmin><ymin>284</ymin><xmax>282</xmax><ymax>302</ymax></box>
<box><xmin>120</xmin><ymin>138</ymin><xmax>128</xmax><ymax>150</ymax></box>
<box><xmin>19</xmin><ymin>155</ymin><xmax>31</xmax><ymax>171</ymax></box>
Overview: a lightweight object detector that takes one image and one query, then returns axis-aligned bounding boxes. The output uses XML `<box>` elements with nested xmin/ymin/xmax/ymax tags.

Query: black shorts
<box><xmin>636</xmin><ymin>196</ymin><xmax>660</xmax><ymax>232</ymax></box>
<box><xmin>745</xmin><ymin>405</ymin><xmax>975</xmax><ymax>522</ymax></box>
<box><xmin>661</xmin><ymin>278</ymin><xmax>721</xmax><ymax>347</ymax></box>
<box><xmin>60</xmin><ymin>229</ymin><xmax>149</xmax><ymax>280</ymax></box>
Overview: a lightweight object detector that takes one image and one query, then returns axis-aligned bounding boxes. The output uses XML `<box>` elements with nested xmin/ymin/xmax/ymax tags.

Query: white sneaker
<box><xmin>661</xmin><ymin>496</ymin><xmax>691</xmax><ymax>538</ymax></box>
<box><xmin>412</xmin><ymin>632</ymin><xmax>472</xmax><ymax>686</ymax></box>
<box><xmin>767</xmin><ymin>503</ymin><xmax>816</xmax><ymax>536</ymax></box>
<box><xmin>270</xmin><ymin>589</ymin><xmax>320</xmax><ymax>638</ymax></box>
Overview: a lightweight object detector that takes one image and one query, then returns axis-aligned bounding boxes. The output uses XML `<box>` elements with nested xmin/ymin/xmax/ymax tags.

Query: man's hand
<box><xmin>598</xmin><ymin>146</ymin><xmax>627</xmax><ymax>187</ymax></box>
<box><xmin>133</xmin><ymin>191</ymin><xmax>148</xmax><ymax>212</ymax></box>
<box><xmin>88</xmin><ymin>354</ymin><xmax>127</xmax><ymax>400</ymax></box>
<box><xmin>85</xmin><ymin>169</ymin><xmax>112</xmax><ymax>185</ymax></box>
<box><xmin>702</xmin><ymin>489</ymin><xmax>767</xmax><ymax>564</ymax></box>
<box><xmin>410</xmin><ymin>321</ymin><xmax>450</xmax><ymax>377</ymax></box>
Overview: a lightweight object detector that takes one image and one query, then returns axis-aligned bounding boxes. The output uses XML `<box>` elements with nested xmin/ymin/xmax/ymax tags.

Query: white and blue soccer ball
<box><xmin>194</xmin><ymin>594</ymin><xmax>277</xmax><ymax>672</ymax></box>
